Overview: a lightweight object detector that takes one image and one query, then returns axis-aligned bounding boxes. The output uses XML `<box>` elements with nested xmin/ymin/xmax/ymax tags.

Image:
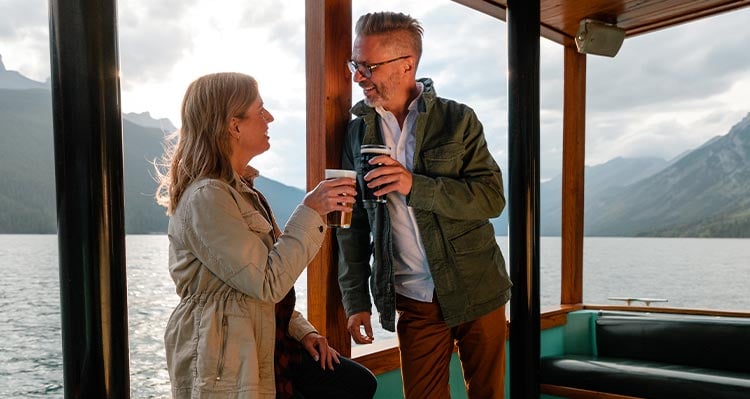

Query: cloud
<box><xmin>2</xmin><ymin>0</ymin><xmax>749</xmax><ymax>187</ymax></box>
<box><xmin>0</xmin><ymin>0</ymin><xmax>49</xmax><ymax>81</ymax></box>
<box><xmin>587</xmin><ymin>9</ymin><xmax>750</xmax><ymax>112</ymax></box>
<box><xmin>242</xmin><ymin>1</ymin><xmax>305</xmax><ymax>58</ymax></box>
<box><xmin>0</xmin><ymin>0</ymin><xmax>46</xmax><ymax>39</ymax></box>
<box><xmin>118</xmin><ymin>0</ymin><xmax>200</xmax><ymax>88</ymax></box>
<box><xmin>568</xmin><ymin>8</ymin><xmax>750</xmax><ymax>172</ymax></box>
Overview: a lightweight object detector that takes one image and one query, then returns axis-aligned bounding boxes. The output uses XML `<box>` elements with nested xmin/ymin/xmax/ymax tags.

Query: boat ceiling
<box><xmin>452</xmin><ymin>0</ymin><xmax>750</xmax><ymax>45</ymax></box>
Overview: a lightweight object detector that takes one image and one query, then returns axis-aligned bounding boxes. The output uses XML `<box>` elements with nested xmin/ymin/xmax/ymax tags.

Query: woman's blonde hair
<box><xmin>155</xmin><ymin>72</ymin><xmax>258</xmax><ymax>215</ymax></box>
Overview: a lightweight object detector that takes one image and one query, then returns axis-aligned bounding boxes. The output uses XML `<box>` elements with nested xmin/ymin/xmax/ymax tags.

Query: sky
<box><xmin>1</xmin><ymin>0</ymin><xmax>750</xmax><ymax>189</ymax></box>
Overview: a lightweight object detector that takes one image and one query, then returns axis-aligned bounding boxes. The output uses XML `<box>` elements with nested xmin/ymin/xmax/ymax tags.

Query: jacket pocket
<box><xmin>216</xmin><ymin>315</ymin><xmax>228</xmax><ymax>381</ymax></box>
<box><xmin>195</xmin><ymin>303</ymin><xmax>265</xmax><ymax>392</ymax></box>
<box><xmin>448</xmin><ymin>222</ymin><xmax>495</xmax><ymax>255</ymax></box>
<box><xmin>422</xmin><ymin>142</ymin><xmax>464</xmax><ymax>176</ymax></box>
<box><xmin>242</xmin><ymin>210</ymin><xmax>272</xmax><ymax>234</ymax></box>
<box><xmin>448</xmin><ymin>222</ymin><xmax>505</xmax><ymax>304</ymax></box>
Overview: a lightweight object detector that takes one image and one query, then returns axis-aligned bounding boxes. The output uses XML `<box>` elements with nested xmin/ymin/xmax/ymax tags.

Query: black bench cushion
<box><xmin>541</xmin><ymin>355</ymin><xmax>750</xmax><ymax>399</ymax></box>
<box><xmin>596</xmin><ymin>313</ymin><xmax>750</xmax><ymax>374</ymax></box>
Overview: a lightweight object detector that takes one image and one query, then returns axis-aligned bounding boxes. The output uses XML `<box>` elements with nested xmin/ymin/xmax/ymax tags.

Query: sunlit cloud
<box><xmin>1</xmin><ymin>0</ymin><xmax>749</xmax><ymax>188</ymax></box>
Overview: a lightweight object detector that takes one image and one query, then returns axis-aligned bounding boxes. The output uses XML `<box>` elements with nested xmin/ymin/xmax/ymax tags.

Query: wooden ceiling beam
<box><xmin>453</xmin><ymin>0</ymin><xmax>750</xmax><ymax>45</ymax></box>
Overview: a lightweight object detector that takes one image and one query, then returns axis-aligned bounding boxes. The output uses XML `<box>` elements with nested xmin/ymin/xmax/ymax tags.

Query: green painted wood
<box><xmin>373</xmin><ymin>369</ymin><xmax>404</xmax><ymax>399</ymax></box>
<box><xmin>564</xmin><ymin>310</ymin><xmax>598</xmax><ymax>355</ymax></box>
<box><xmin>541</xmin><ymin>326</ymin><xmax>565</xmax><ymax>357</ymax></box>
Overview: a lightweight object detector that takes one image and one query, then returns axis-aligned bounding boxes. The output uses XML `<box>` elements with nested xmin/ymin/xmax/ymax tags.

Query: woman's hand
<box><xmin>303</xmin><ymin>177</ymin><xmax>357</xmax><ymax>216</ymax></box>
<box><xmin>300</xmin><ymin>332</ymin><xmax>341</xmax><ymax>370</ymax></box>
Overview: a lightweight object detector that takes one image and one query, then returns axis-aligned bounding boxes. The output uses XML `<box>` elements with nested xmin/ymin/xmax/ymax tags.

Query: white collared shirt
<box><xmin>375</xmin><ymin>82</ymin><xmax>434</xmax><ymax>303</ymax></box>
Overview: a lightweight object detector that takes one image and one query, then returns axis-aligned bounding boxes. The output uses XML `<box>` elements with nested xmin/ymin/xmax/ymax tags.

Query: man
<box><xmin>336</xmin><ymin>11</ymin><xmax>513</xmax><ymax>399</ymax></box>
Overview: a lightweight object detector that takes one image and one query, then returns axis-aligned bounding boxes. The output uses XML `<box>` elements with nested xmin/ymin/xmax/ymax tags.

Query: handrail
<box><xmin>607</xmin><ymin>297</ymin><xmax>669</xmax><ymax>306</ymax></box>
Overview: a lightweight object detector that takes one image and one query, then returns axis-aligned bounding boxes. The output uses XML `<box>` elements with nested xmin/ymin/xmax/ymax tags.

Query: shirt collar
<box><xmin>232</xmin><ymin>165</ymin><xmax>260</xmax><ymax>192</ymax></box>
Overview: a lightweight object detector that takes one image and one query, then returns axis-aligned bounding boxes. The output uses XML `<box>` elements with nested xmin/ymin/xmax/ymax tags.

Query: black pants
<box><xmin>290</xmin><ymin>354</ymin><xmax>377</xmax><ymax>399</ymax></box>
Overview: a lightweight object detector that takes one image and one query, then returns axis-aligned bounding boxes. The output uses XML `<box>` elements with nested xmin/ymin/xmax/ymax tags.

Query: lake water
<box><xmin>1</xmin><ymin>234</ymin><xmax>748</xmax><ymax>397</ymax></box>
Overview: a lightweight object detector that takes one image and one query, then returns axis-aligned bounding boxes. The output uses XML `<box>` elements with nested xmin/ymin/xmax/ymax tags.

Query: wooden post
<box><xmin>305</xmin><ymin>0</ymin><xmax>352</xmax><ymax>356</ymax></box>
<box><xmin>561</xmin><ymin>45</ymin><xmax>586</xmax><ymax>305</ymax></box>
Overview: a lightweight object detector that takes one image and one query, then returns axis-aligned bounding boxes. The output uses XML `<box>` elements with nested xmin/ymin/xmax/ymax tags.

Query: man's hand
<box><xmin>364</xmin><ymin>155</ymin><xmax>413</xmax><ymax>196</ymax></box>
<box><xmin>348</xmin><ymin>312</ymin><xmax>374</xmax><ymax>344</ymax></box>
<box><xmin>300</xmin><ymin>332</ymin><xmax>341</xmax><ymax>370</ymax></box>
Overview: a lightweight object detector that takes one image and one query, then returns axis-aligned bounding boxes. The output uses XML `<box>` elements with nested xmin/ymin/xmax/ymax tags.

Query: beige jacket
<box><xmin>164</xmin><ymin>172</ymin><xmax>326</xmax><ymax>398</ymax></box>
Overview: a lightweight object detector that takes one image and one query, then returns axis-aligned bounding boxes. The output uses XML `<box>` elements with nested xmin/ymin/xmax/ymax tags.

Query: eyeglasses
<box><xmin>347</xmin><ymin>55</ymin><xmax>410</xmax><ymax>79</ymax></box>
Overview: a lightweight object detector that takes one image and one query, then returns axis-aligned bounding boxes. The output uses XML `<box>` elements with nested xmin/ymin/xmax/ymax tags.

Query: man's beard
<box><xmin>363</xmin><ymin>88</ymin><xmax>381</xmax><ymax>107</ymax></box>
<box><xmin>362</xmin><ymin>82</ymin><xmax>390</xmax><ymax>108</ymax></box>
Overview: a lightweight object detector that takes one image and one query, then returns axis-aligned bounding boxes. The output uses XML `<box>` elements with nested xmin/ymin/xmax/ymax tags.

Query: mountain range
<box><xmin>1</xmin><ymin>55</ymin><xmax>749</xmax><ymax>237</ymax></box>
<box><xmin>0</xmin><ymin>55</ymin><xmax>303</xmax><ymax>234</ymax></box>
<box><xmin>535</xmin><ymin>113</ymin><xmax>750</xmax><ymax>237</ymax></box>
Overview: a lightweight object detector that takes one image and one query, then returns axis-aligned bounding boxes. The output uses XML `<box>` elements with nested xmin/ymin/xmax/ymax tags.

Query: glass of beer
<box><xmin>324</xmin><ymin>169</ymin><xmax>357</xmax><ymax>228</ymax></box>
<box><xmin>360</xmin><ymin>144</ymin><xmax>391</xmax><ymax>206</ymax></box>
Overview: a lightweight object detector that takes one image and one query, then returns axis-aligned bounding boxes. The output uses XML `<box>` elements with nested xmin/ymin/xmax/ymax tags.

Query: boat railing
<box><xmin>607</xmin><ymin>296</ymin><xmax>669</xmax><ymax>306</ymax></box>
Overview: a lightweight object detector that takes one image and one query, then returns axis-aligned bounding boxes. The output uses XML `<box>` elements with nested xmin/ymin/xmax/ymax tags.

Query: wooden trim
<box><xmin>541</xmin><ymin>311</ymin><xmax>568</xmax><ymax>330</ymax></box>
<box><xmin>540</xmin><ymin>384</ymin><xmax>643</xmax><ymax>399</ymax></box>
<box><xmin>540</xmin><ymin>304</ymin><xmax>750</xmax><ymax>321</ymax></box>
<box><xmin>305</xmin><ymin>0</ymin><xmax>352</xmax><ymax>357</ymax></box>
<box><xmin>560</xmin><ymin>45</ymin><xmax>586</xmax><ymax>306</ymax></box>
<box><xmin>542</xmin><ymin>304</ymin><xmax>583</xmax><ymax>316</ymax></box>
<box><xmin>354</xmin><ymin>347</ymin><xmax>401</xmax><ymax>376</ymax></box>
<box><xmin>627</xmin><ymin>1</ymin><xmax>750</xmax><ymax>37</ymax></box>
<box><xmin>451</xmin><ymin>0</ymin><xmax>507</xmax><ymax>20</ymax></box>
<box><xmin>450</xmin><ymin>0</ymin><xmax>570</xmax><ymax>44</ymax></box>
<box><xmin>540</xmin><ymin>304</ymin><xmax>583</xmax><ymax>329</ymax></box>
<box><xmin>453</xmin><ymin>1</ymin><xmax>750</xmax><ymax>45</ymax></box>
<box><xmin>582</xmin><ymin>304</ymin><xmax>750</xmax><ymax>318</ymax></box>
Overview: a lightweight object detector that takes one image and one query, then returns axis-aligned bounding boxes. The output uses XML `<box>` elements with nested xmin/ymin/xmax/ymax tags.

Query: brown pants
<box><xmin>396</xmin><ymin>294</ymin><xmax>507</xmax><ymax>399</ymax></box>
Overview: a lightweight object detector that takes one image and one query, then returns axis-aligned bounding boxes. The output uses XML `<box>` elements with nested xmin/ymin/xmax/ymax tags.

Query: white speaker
<box><xmin>575</xmin><ymin>19</ymin><xmax>626</xmax><ymax>57</ymax></box>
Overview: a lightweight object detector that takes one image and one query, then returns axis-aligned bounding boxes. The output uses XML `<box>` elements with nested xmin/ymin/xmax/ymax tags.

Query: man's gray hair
<box><xmin>355</xmin><ymin>12</ymin><xmax>423</xmax><ymax>61</ymax></box>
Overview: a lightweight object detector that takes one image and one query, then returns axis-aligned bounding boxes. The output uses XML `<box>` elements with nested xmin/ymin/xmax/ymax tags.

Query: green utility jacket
<box><xmin>336</xmin><ymin>78</ymin><xmax>512</xmax><ymax>331</ymax></box>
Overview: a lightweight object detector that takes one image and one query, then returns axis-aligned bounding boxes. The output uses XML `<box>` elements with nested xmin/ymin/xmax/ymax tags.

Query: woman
<box><xmin>155</xmin><ymin>72</ymin><xmax>376</xmax><ymax>399</ymax></box>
